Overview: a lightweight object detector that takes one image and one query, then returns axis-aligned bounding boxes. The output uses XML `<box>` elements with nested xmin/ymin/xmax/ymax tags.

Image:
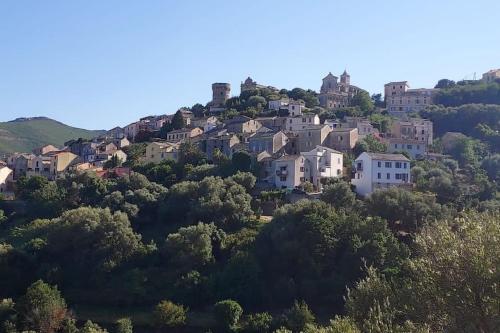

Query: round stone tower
<box><xmin>212</xmin><ymin>83</ymin><xmax>231</xmax><ymax>107</ymax></box>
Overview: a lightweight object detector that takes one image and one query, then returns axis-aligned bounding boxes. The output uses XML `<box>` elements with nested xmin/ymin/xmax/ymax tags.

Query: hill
<box><xmin>0</xmin><ymin>117</ymin><xmax>105</xmax><ymax>155</ymax></box>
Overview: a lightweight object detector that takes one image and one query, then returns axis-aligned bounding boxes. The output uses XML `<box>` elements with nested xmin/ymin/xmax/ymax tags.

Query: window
<box><xmin>403</xmin><ymin>163</ymin><xmax>407</xmax><ymax>169</ymax></box>
<box><xmin>337</xmin><ymin>169</ymin><xmax>341</xmax><ymax>175</ymax></box>
<box><xmin>280</xmin><ymin>176</ymin><xmax>286</xmax><ymax>181</ymax></box>
<box><xmin>377</xmin><ymin>172</ymin><xmax>381</xmax><ymax>179</ymax></box>
<box><xmin>302</xmin><ymin>118</ymin><xmax>306</xmax><ymax>123</ymax></box>
<box><xmin>396</xmin><ymin>173</ymin><xmax>401</xmax><ymax>180</ymax></box>
<box><xmin>394</xmin><ymin>144</ymin><xmax>398</xmax><ymax>149</ymax></box>
<box><xmin>385</xmin><ymin>162</ymin><xmax>392</xmax><ymax>168</ymax></box>
<box><xmin>395</xmin><ymin>162</ymin><xmax>402</xmax><ymax>168</ymax></box>
<box><xmin>300</xmin><ymin>177</ymin><xmax>305</xmax><ymax>182</ymax></box>
<box><xmin>377</xmin><ymin>161</ymin><xmax>381</xmax><ymax>167</ymax></box>
<box><xmin>407</xmin><ymin>145</ymin><xmax>412</xmax><ymax>149</ymax></box>
<box><xmin>300</xmin><ymin>167</ymin><xmax>304</xmax><ymax>172</ymax></box>
<box><xmin>308</xmin><ymin>132</ymin><xmax>312</xmax><ymax>137</ymax></box>
<box><xmin>386</xmin><ymin>173</ymin><xmax>391</xmax><ymax>179</ymax></box>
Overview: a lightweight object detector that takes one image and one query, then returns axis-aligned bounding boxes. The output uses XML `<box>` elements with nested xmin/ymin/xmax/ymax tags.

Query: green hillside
<box><xmin>0</xmin><ymin>117</ymin><xmax>105</xmax><ymax>155</ymax></box>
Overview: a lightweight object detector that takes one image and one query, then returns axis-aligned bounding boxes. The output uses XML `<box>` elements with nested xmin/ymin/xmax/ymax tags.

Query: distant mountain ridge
<box><xmin>0</xmin><ymin>117</ymin><xmax>105</xmax><ymax>156</ymax></box>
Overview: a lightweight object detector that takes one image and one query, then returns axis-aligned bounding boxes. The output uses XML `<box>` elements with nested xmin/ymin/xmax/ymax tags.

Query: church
<box><xmin>318</xmin><ymin>70</ymin><xmax>365</xmax><ymax>109</ymax></box>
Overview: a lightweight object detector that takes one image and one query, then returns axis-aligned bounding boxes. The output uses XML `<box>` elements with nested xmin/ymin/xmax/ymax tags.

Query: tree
<box><xmin>283</xmin><ymin>300</ymin><xmax>315</xmax><ymax>333</ymax></box>
<box><xmin>242</xmin><ymin>312</ymin><xmax>273</xmax><ymax>333</ymax></box>
<box><xmin>350</xmin><ymin>91</ymin><xmax>374</xmax><ymax>114</ymax></box>
<box><xmin>178</xmin><ymin>142</ymin><xmax>206</xmax><ymax>166</ymax></box>
<box><xmin>354</xmin><ymin>135</ymin><xmax>387</xmax><ymax>156</ymax></box>
<box><xmin>191</xmin><ymin>103</ymin><xmax>206</xmax><ymax>118</ymax></box>
<box><xmin>228</xmin><ymin>172</ymin><xmax>256</xmax><ymax>192</ymax></box>
<box><xmin>481</xmin><ymin>154</ymin><xmax>500</xmax><ymax>181</ymax></box>
<box><xmin>232</xmin><ymin>151</ymin><xmax>252</xmax><ymax>173</ymax></box>
<box><xmin>103</xmin><ymin>154</ymin><xmax>122</xmax><ymax>169</ymax></box>
<box><xmin>160</xmin><ymin>177</ymin><xmax>253</xmax><ymax>229</ymax></box>
<box><xmin>407</xmin><ymin>210</ymin><xmax>500</xmax><ymax>332</ymax></box>
<box><xmin>115</xmin><ymin>318</ymin><xmax>133</xmax><ymax>333</ymax></box>
<box><xmin>154</xmin><ymin>300</ymin><xmax>187</xmax><ymax>329</ymax></box>
<box><xmin>255</xmin><ymin>200</ymin><xmax>408</xmax><ymax>306</ymax></box>
<box><xmin>346</xmin><ymin>210</ymin><xmax>500</xmax><ymax>332</ymax></box>
<box><xmin>17</xmin><ymin>280</ymin><xmax>68</xmax><ymax>333</ymax></box>
<box><xmin>214</xmin><ymin>299</ymin><xmax>243</xmax><ymax>331</ymax></box>
<box><xmin>434</xmin><ymin>79</ymin><xmax>456</xmax><ymax>89</ymax></box>
<box><xmin>371</xmin><ymin>93</ymin><xmax>385</xmax><ymax>108</ymax></box>
<box><xmin>366</xmin><ymin>187</ymin><xmax>447</xmax><ymax>233</ymax></box>
<box><xmin>304</xmin><ymin>317</ymin><xmax>361</xmax><ymax>333</ymax></box>
<box><xmin>44</xmin><ymin>207</ymin><xmax>143</xmax><ymax>273</ymax></box>
<box><xmin>320</xmin><ymin>180</ymin><xmax>356</xmax><ymax>210</ymax></box>
<box><xmin>247</xmin><ymin>95</ymin><xmax>267</xmax><ymax>108</ymax></box>
<box><xmin>160</xmin><ymin>110</ymin><xmax>185</xmax><ymax>137</ymax></box>
<box><xmin>165</xmin><ymin>222</ymin><xmax>225</xmax><ymax>270</ymax></box>
<box><xmin>80</xmin><ymin>320</ymin><xmax>108</xmax><ymax>333</ymax></box>
<box><xmin>0</xmin><ymin>209</ymin><xmax>6</xmax><ymax>224</ymax></box>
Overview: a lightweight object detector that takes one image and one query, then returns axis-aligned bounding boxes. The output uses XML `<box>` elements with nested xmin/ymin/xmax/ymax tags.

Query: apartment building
<box><xmin>384</xmin><ymin>81</ymin><xmax>437</xmax><ymax>116</ymax></box>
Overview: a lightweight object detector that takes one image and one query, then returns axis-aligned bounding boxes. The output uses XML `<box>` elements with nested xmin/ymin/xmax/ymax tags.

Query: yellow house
<box><xmin>48</xmin><ymin>151</ymin><xmax>79</xmax><ymax>179</ymax></box>
<box><xmin>145</xmin><ymin>141</ymin><xmax>180</xmax><ymax>164</ymax></box>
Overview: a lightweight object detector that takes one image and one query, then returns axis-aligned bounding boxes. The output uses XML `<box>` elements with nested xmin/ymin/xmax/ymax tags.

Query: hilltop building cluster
<box><xmin>2</xmin><ymin>68</ymin><xmax>498</xmax><ymax>198</ymax></box>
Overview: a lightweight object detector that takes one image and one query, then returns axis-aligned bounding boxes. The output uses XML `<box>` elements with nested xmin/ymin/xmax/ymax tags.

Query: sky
<box><xmin>1</xmin><ymin>0</ymin><xmax>499</xmax><ymax>130</ymax></box>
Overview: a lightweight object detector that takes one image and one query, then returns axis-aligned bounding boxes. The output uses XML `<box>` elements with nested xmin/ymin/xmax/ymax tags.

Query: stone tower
<box><xmin>211</xmin><ymin>83</ymin><xmax>231</xmax><ymax>107</ymax></box>
<box><xmin>340</xmin><ymin>70</ymin><xmax>350</xmax><ymax>86</ymax></box>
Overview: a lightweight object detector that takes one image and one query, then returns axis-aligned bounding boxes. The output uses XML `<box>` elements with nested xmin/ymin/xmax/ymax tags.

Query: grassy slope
<box><xmin>0</xmin><ymin>118</ymin><xmax>105</xmax><ymax>155</ymax></box>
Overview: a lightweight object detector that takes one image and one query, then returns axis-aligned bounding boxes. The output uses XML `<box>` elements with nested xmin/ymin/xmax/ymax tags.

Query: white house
<box><xmin>273</xmin><ymin>145</ymin><xmax>343</xmax><ymax>191</ymax></box>
<box><xmin>268</xmin><ymin>98</ymin><xmax>289</xmax><ymax>111</ymax></box>
<box><xmin>0</xmin><ymin>165</ymin><xmax>13</xmax><ymax>194</ymax></box>
<box><xmin>351</xmin><ymin>152</ymin><xmax>411</xmax><ymax>196</ymax></box>
<box><xmin>301</xmin><ymin>146</ymin><xmax>343</xmax><ymax>190</ymax></box>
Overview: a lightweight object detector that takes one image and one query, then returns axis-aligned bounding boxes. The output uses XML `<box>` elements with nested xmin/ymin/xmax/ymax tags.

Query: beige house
<box><xmin>166</xmin><ymin>127</ymin><xmax>203</xmax><ymax>143</ymax></box>
<box><xmin>191</xmin><ymin>116</ymin><xmax>219</xmax><ymax>132</ymax></box>
<box><xmin>294</xmin><ymin>125</ymin><xmax>332</xmax><ymax>152</ymax></box>
<box><xmin>285</xmin><ymin>114</ymin><xmax>320</xmax><ymax>131</ymax></box>
<box><xmin>255</xmin><ymin>116</ymin><xmax>288</xmax><ymax>131</ymax></box>
<box><xmin>204</xmin><ymin>132</ymin><xmax>240</xmax><ymax>160</ymax></box>
<box><xmin>26</xmin><ymin>155</ymin><xmax>52</xmax><ymax>178</ymax></box>
<box><xmin>482</xmin><ymin>69</ymin><xmax>500</xmax><ymax>83</ymax></box>
<box><xmin>248</xmin><ymin>130</ymin><xmax>288</xmax><ymax>154</ymax></box>
<box><xmin>327</xmin><ymin>127</ymin><xmax>359</xmax><ymax>152</ymax></box>
<box><xmin>113</xmin><ymin>137</ymin><xmax>130</xmax><ymax>149</ymax></box>
<box><xmin>384</xmin><ymin>81</ymin><xmax>437</xmax><ymax>116</ymax></box>
<box><xmin>224</xmin><ymin>115</ymin><xmax>262</xmax><ymax>134</ymax></box>
<box><xmin>33</xmin><ymin>144</ymin><xmax>60</xmax><ymax>156</ymax></box>
<box><xmin>387</xmin><ymin>138</ymin><xmax>427</xmax><ymax>159</ymax></box>
<box><xmin>145</xmin><ymin>141</ymin><xmax>180</xmax><ymax>164</ymax></box>
<box><xmin>389</xmin><ymin>118</ymin><xmax>433</xmax><ymax>145</ymax></box>
<box><xmin>48</xmin><ymin>151</ymin><xmax>79</xmax><ymax>179</ymax></box>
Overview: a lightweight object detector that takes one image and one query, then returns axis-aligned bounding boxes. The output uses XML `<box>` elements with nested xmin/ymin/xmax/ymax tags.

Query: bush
<box><xmin>115</xmin><ymin>318</ymin><xmax>133</xmax><ymax>333</ymax></box>
<box><xmin>283</xmin><ymin>300</ymin><xmax>315</xmax><ymax>333</ymax></box>
<box><xmin>154</xmin><ymin>300</ymin><xmax>187</xmax><ymax>328</ymax></box>
<box><xmin>214</xmin><ymin>299</ymin><xmax>243</xmax><ymax>331</ymax></box>
<box><xmin>242</xmin><ymin>312</ymin><xmax>272</xmax><ymax>333</ymax></box>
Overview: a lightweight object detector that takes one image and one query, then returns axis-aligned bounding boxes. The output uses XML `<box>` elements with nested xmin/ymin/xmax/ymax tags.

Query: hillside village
<box><xmin>0</xmin><ymin>68</ymin><xmax>499</xmax><ymax>332</ymax></box>
<box><xmin>2</xmin><ymin>68</ymin><xmax>498</xmax><ymax>198</ymax></box>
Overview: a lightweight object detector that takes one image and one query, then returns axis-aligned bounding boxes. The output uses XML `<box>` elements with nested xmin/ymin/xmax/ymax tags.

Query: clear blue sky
<box><xmin>1</xmin><ymin>0</ymin><xmax>499</xmax><ymax>130</ymax></box>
